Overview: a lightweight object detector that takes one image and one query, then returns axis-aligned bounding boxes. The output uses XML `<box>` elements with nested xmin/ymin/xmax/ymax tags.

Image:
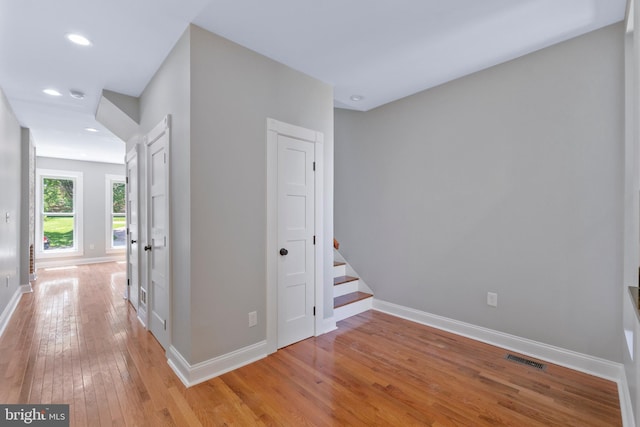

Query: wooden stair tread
<box><xmin>334</xmin><ymin>261</ymin><xmax>346</xmax><ymax>267</ymax></box>
<box><xmin>334</xmin><ymin>275</ymin><xmax>358</xmax><ymax>286</ymax></box>
<box><xmin>334</xmin><ymin>292</ymin><xmax>373</xmax><ymax>309</ymax></box>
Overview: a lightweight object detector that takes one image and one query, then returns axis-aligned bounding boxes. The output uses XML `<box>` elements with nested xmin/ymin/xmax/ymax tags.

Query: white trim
<box><xmin>373</xmin><ymin>298</ymin><xmax>634</xmax><ymax>426</ymax></box>
<box><xmin>619</xmin><ymin>367</ymin><xmax>636</xmax><ymax>427</ymax></box>
<box><xmin>105</xmin><ymin>174</ymin><xmax>126</xmax><ymax>254</ymax></box>
<box><xmin>35</xmin><ymin>255</ymin><xmax>125</xmax><ymax>269</ymax></box>
<box><xmin>321</xmin><ymin>316</ymin><xmax>337</xmax><ymax>334</ymax></box>
<box><xmin>0</xmin><ymin>285</ymin><xmax>31</xmax><ymax>338</ymax></box>
<box><xmin>137</xmin><ymin>314</ymin><xmax>147</xmax><ymax>328</ymax></box>
<box><xmin>167</xmin><ymin>342</ymin><xmax>268</xmax><ymax>388</ymax></box>
<box><xmin>266</xmin><ymin>118</ymin><xmax>325</xmax><ymax>354</ymax></box>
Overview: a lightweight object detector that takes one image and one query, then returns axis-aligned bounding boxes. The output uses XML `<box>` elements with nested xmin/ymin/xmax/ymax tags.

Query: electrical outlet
<box><xmin>248</xmin><ymin>311</ymin><xmax>257</xmax><ymax>327</ymax></box>
<box><xmin>487</xmin><ymin>292</ymin><xmax>498</xmax><ymax>307</ymax></box>
<box><xmin>89</xmin><ymin>243</ymin><xmax>95</xmax><ymax>250</ymax></box>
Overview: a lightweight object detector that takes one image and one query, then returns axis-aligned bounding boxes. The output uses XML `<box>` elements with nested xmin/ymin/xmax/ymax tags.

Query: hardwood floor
<box><xmin>0</xmin><ymin>262</ymin><xmax>622</xmax><ymax>426</ymax></box>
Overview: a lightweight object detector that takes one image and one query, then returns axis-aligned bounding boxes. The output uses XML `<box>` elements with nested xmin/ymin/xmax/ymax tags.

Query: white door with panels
<box><xmin>125</xmin><ymin>146</ymin><xmax>140</xmax><ymax>311</ymax></box>
<box><xmin>145</xmin><ymin>116</ymin><xmax>171</xmax><ymax>350</ymax></box>
<box><xmin>276</xmin><ymin>130</ymin><xmax>317</xmax><ymax>348</ymax></box>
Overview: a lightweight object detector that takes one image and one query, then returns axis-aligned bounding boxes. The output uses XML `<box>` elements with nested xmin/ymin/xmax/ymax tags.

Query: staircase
<box><xmin>333</xmin><ymin>260</ymin><xmax>373</xmax><ymax>322</ymax></box>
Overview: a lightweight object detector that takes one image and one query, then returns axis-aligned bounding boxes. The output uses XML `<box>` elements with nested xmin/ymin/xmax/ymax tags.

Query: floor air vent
<box><xmin>505</xmin><ymin>354</ymin><xmax>546</xmax><ymax>370</ymax></box>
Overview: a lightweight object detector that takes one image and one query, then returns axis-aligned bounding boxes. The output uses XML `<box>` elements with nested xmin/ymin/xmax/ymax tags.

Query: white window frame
<box><xmin>105</xmin><ymin>174</ymin><xmax>126</xmax><ymax>253</ymax></box>
<box><xmin>36</xmin><ymin>169</ymin><xmax>84</xmax><ymax>258</ymax></box>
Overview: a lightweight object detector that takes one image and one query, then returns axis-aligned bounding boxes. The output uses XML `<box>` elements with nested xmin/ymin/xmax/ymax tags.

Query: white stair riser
<box><xmin>334</xmin><ymin>297</ymin><xmax>373</xmax><ymax>322</ymax></box>
<box><xmin>333</xmin><ymin>264</ymin><xmax>346</xmax><ymax>277</ymax></box>
<box><xmin>334</xmin><ymin>280</ymin><xmax>359</xmax><ymax>298</ymax></box>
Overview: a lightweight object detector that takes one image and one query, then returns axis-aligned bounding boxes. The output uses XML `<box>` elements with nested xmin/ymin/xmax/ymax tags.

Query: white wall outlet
<box><xmin>487</xmin><ymin>292</ymin><xmax>498</xmax><ymax>307</ymax></box>
<box><xmin>248</xmin><ymin>311</ymin><xmax>257</xmax><ymax>327</ymax></box>
<box><xmin>89</xmin><ymin>243</ymin><xmax>95</xmax><ymax>250</ymax></box>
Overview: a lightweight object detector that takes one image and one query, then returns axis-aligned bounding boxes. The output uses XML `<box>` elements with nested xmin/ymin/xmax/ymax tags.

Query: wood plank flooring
<box><xmin>0</xmin><ymin>262</ymin><xmax>622</xmax><ymax>426</ymax></box>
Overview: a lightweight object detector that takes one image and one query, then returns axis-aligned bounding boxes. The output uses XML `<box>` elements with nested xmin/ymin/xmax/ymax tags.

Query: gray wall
<box><xmin>189</xmin><ymin>25</ymin><xmax>333</xmax><ymax>362</ymax></box>
<box><xmin>35</xmin><ymin>157</ymin><xmax>126</xmax><ymax>265</ymax></box>
<box><xmin>335</xmin><ymin>23</ymin><xmax>624</xmax><ymax>361</ymax></box>
<box><xmin>0</xmin><ymin>87</ymin><xmax>22</xmax><ymax>317</ymax></box>
<box><xmin>136</xmin><ymin>27</ymin><xmax>192</xmax><ymax>360</ymax></box>
<box><xmin>136</xmin><ymin>24</ymin><xmax>334</xmax><ymax>365</ymax></box>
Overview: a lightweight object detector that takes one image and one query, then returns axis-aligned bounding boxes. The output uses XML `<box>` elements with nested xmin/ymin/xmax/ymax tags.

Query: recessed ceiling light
<box><xmin>350</xmin><ymin>95</ymin><xmax>364</xmax><ymax>102</ymax></box>
<box><xmin>85</xmin><ymin>127</ymin><xmax>99</xmax><ymax>133</ymax></box>
<box><xmin>66</xmin><ymin>33</ymin><xmax>92</xmax><ymax>46</ymax></box>
<box><xmin>43</xmin><ymin>89</ymin><xmax>62</xmax><ymax>96</ymax></box>
<box><xmin>69</xmin><ymin>90</ymin><xmax>85</xmax><ymax>99</ymax></box>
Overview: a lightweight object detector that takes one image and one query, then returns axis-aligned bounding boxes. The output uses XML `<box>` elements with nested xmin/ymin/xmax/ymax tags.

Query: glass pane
<box><xmin>112</xmin><ymin>182</ymin><xmax>125</xmax><ymax>214</ymax></box>
<box><xmin>112</xmin><ymin>215</ymin><xmax>126</xmax><ymax>247</ymax></box>
<box><xmin>43</xmin><ymin>178</ymin><xmax>74</xmax><ymax>213</ymax></box>
<box><xmin>43</xmin><ymin>215</ymin><xmax>74</xmax><ymax>250</ymax></box>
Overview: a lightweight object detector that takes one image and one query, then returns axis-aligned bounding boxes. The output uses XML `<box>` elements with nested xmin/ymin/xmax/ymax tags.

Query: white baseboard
<box><xmin>137</xmin><ymin>315</ymin><xmax>147</xmax><ymax>329</ymax></box>
<box><xmin>372</xmin><ymin>298</ymin><xmax>634</xmax><ymax>426</ymax></box>
<box><xmin>167</xmin><ymin>341</ymin><xmax>268</xmax><ymax>388</ymax></box>
<box><xmin>167</xmin><ymin>314</ymin><xmax>338</xmax><ymax>388</ymax></box>
<box><xmin>618</xmin><ymin>367</ymin><xmax>636</xmax><ymax>427</ymax></box>
<box><xmin>36</xmin><ymin>255</ymin><xmax>125</xmax><ymax>269</ymax></box>
<box><xmin>320</xmin><ymin>316</ymin><xmax>337</xmax><ymax>334</ymax></box>
<box><xmin>0</xmin><ymin>284</ymin><xmax>31</xmax><ymax>338</ymax></box>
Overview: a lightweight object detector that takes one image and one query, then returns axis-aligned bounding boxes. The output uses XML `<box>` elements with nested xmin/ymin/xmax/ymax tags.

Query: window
<box><xmin>106</xmin><ymin>175</ymin><xmax>126</xmax><ymax>252</ymax></box>
<box><xmin>36</xmin><ymin>169</ymin><xmax>83</xmax><ymax>256</ymax></box>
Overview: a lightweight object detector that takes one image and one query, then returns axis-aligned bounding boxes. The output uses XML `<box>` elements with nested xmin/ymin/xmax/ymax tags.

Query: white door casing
<box><xmin>145</xmin><ymin>116</ymin><xmax>171</xmax><ymax>350</ymax></box>
<box><xmin>126</xmin><ymin>145</ymin><xmax>140</xmax><ymax>312</ymax></box>
<box><xmin>267</xmin><ymin>119</ymin><xmax>324</xmax><ymax>352</ymax></box>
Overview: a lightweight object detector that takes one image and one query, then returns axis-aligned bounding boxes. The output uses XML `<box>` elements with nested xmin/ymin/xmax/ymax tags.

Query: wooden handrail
<box><xmin>333</xmin><ymin>238</ymin><xmax>339</xmax><ymax>250</ymax></box>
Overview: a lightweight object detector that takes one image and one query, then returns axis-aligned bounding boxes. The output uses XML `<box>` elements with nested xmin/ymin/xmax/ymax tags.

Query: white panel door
<box><xmin>125</xmin><ymin>147</ymin><xmax>139</xmax><ymax>310</ymax></box>
<box><xmin>277</xmin><ymin>134</ymin><xmax>315</xmax><ymax>348</ymax></box>
<box><xmin>145</xmin><ymin>118</ymin><xmax>170</xmax><ymax>349</ymax></box>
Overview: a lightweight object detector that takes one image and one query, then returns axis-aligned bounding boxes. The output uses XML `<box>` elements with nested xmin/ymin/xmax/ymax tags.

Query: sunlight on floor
<box><xmin>43</xmin><ymin>266</ymin><xmax>78</xmax><ymax>271</ymax></box>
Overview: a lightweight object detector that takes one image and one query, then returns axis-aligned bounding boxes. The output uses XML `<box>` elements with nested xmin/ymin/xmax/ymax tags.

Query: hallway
<box><xmin>0</xmin><ymin>262</ymin><xmax>176</xmax><ymax>425</ymax></box>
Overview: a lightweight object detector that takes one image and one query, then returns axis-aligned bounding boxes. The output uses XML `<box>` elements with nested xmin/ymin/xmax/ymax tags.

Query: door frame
<box><xmin>125</xmin><ymin>145</ymin><xmax>140</xmax><ymax>313</ymax></box>
<box><xmin>144</xmin><ymin>115</ymin><xmax>172</xmax><ymax>347</ymax></box>
<box><xmin>266</xmin><ymin>118</ymin><xmax>324</xmax><ymax>354</ymax></box>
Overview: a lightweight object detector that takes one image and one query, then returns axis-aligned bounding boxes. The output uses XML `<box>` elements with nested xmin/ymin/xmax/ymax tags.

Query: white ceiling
<box><xmin>0</xmin><ymin>0</ymin><xmax>627</xmax><ymax>164</ymax></box>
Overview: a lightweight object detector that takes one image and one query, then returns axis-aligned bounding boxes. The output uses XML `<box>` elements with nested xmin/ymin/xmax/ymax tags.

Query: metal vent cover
<box><xmin>505</xmin><ymin>354</ymin><xmax>546</xmax><ymax>370</ymax></box>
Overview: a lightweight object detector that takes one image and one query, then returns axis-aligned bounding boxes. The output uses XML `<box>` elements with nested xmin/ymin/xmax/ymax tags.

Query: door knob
<box><xmin>144</xmin><ymin>245</ymin><xmax>152</xmax><ymax>251</ymax></box>
<box><xmin>279</xmin><ymin>248</ymin><xmax>288</xmax><ymax>256</ymax></box>
<box><xmin>131</xmin><ymin>239</ymin><xmax>137</xmax><ymax>244</ymax></box>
